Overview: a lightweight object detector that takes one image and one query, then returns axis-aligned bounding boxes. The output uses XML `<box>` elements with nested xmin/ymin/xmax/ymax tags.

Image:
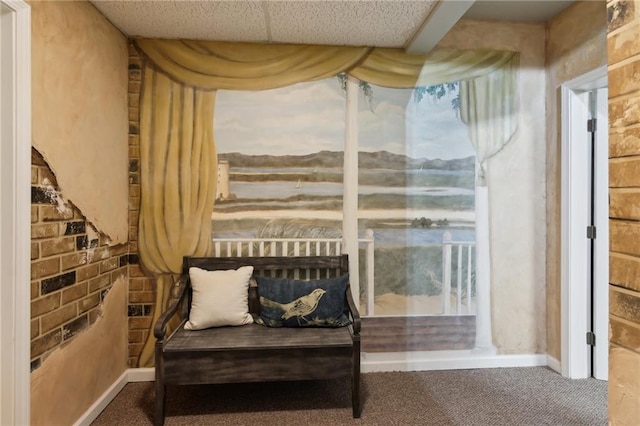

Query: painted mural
<box><xmin>212</xmin><ymin>76</ymin><xmax>476</xmax><ymax>316</ymax></box>
<box><xmin>130</xmin><ymin>40</ymin><xmax>523</xmax><ymax>365</ymax></box>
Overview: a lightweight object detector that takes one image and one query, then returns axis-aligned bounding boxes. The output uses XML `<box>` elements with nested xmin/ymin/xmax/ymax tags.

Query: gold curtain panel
<box><xmin>137</xmin><ymin>66</ymin><xmax>217</xmax><ymax>366</ymax></box>
<box><xmin>136</xmin><ymin>39</ymin><xmax>518</xmax><ymax>89</ymax></box>
<box><xmin>138</xmin><ymin>66</ymin><xmax>215</xmax><ymax>275</ymax></box>
<box><xmin>136</xmin><ymin>39</ymin><xmax>372</xmax><ymax>90</ymax></box>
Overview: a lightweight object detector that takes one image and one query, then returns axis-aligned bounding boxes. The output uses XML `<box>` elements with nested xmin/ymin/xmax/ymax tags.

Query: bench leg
<box><xmin>352</xmin><ymin>339</ymin><xmax>361</xmax><ymax>418</ymax></box>
<box><xmin>155</xmin><ymin>380</ymin><xmax>166</xmax><ymax>426</ymax></box>
<box><xmin>155</xmin><ymin>343</ymin><xmax>166</xmax><ymax>426</ymax></box>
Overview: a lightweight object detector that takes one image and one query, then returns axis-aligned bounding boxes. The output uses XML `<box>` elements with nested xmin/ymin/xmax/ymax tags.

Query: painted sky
<box><xmin>214</xmin><ymin>77</ymin><xmax>475</xmax><ymax>160</ymax></box>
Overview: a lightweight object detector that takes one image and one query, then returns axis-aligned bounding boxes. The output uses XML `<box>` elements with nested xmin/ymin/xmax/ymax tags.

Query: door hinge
<box><xmin>587</xmin><ymin>118</ymin><xmax>597</xmax><ymax>132</ymax></box>
<box><xmin>586</xmin><ymin>226</ymin><xmax>596</xmax><ymax>239</ymax></box>
<box><xmin>586</xmin><ymin>331</ymin><xmax>596</xmax><ymax>346</ymax></box>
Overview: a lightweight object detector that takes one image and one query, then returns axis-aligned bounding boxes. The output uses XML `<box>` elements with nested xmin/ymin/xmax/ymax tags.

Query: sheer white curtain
<box><xmin>416</xmin><ymin>49</ymin><xmax>519</xmax><ymax>352</ymax></box>
<box><xmin>416</xmin><ymin>49</ymin><xmax>519</xmax><ymax>181</ymax></box>
<box><xmin>459</xmin><ymin>56</ymin><xmax>519</xmax><ymax>185</ymax></box>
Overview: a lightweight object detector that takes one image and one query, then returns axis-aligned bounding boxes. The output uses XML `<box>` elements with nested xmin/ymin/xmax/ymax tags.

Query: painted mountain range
<box><xmin>218</xmin><ymin>151</ymin><xmax>474</xmax><ymax>171</ymax></box>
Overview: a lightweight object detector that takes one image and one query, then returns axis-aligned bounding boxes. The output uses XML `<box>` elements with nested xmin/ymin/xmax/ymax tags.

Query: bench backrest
<box><xmin>182</xmin><ymin>254</ymin><xmax>350</xmax><ymax>316</ymax></box>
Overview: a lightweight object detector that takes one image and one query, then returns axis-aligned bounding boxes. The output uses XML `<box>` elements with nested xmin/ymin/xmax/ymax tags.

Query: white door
<box><xmin>0</xmin><ymin>0</ymin><xmax>31</xmax><ymax>424</ymax></box>
<box><xmin>561</xmin><ymin>67</ymin><xmax>608</xmax><ymax>380</ymax></box>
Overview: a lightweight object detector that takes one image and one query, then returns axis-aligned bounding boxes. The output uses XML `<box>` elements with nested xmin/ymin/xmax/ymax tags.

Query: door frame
<box><xmin>560</xmin><ymin>65</ymin><xmax>608</xmax><ymax>380</ymax></box>
<box><xmin>0</xmin><ymin>0</ymin><xmax>31</xmax><ymax>424</ymax></box>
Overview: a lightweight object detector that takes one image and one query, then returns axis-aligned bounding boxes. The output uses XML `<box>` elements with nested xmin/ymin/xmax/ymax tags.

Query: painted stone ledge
<box><xmin>610</xmin><ymin>316</ymin><xmax>640</xmax><ymax>351</ymax></box>
<box><xmin>610</xmin><ymin>252</ymin><xmax>640</xmax><ymax>292</ymax></box>
<box><xmin>610</xmin><ymin>157</ymin><xmax>640</xmax><ymax>188</ymax></box>
<box><xmin>609</xmin><ymin>97</ymin><xmax>640</xmax><ymax>129</ymax></box>
<box><xmin>608</xmin><ymin>60</ymin><xmax>640</xmax><ymax>98</ymax></box>
<box><xmin>608</xmin><ymin>0</ymin><xmax>636</xmax><ymax>34</ymax></box>
<box><xmin>610</xmin><ymin>286</ymin><xmax>640</xmax><ymax>324</ymax></box>
<box><xmin>610</xmin><ymin>188</ymin><xmax>640</xmax><ymax>220</ymax></box>
<box><xmin>608</xmin><ymin>22</ymin><xmax>640</xmax><ymax>65</ymax></box>
<box><xmin>610</xmin><ymin>220</ymin><xmax>640</xmax><ymax>257</ymax></box>
<box><xmin>609</xmin><ymin>126</ymin><xmax>640</xmax><ymax>158</ymax></box>
<box><xmin>609</xmin><ymin>346</ymin><xmax>640</xmax><ymax>425</ymax></box>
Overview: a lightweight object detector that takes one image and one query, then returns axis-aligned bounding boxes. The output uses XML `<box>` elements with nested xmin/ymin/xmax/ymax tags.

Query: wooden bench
<box><xmin>154</xmin><ymin>254</ymin><xmax>361</xmax><ymax>425</ymax></box>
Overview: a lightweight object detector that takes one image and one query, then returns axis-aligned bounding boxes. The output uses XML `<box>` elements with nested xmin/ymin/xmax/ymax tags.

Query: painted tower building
<box><xmin>216</xmin><ymin>160</ymin><xmax>230</xmax><ymax>200</ymax></box>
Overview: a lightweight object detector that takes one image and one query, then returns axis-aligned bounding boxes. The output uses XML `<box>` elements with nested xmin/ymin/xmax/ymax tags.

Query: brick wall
<box><xmin>127</xmin><ymin>41</ymin><xmax>156</xmax><ymax>367</ymax></box>
<box><xmin>30</xmin><ymin>149</ymin><xmax>128</xmax><ymax>370</ymax></box>
<box><xmin>607</xmin><ymin>0</ymin><xmax>640</xmax><ymax>423</ymax></box>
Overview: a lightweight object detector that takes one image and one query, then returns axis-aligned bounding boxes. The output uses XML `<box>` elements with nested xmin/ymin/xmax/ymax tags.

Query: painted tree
<box><xmin>337</xmin><ymin>73</ymin><xmax>374</xmax><ymax>110</ymax></box>
<box><xmin>338</xmin><ymin>73</ymin><xmax>460</xmax><ymax>113</ymax></box>
<box><xmin>413</xmin><ymin>82</ymin><xmax>460</xmax><ymax>113</ymax></box>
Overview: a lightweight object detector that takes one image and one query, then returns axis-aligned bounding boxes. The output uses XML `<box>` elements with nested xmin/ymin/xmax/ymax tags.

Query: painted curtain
<box><xmin>134</xmin><ymin>39</ymin><xmax>519</xmax><ymax>366</ymax></box>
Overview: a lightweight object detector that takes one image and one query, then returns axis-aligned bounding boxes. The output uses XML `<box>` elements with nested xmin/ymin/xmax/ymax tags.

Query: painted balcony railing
<box><xmin>441</xmin><ymin>232</ymin><xmax>476</xmax><ymax>316</ymax></box>
<box><xmin>211</xmin><ymin>229</ymin><xmax>474</xmax><ymax>317</ymax></box>
<box><xmin>212</xmin><ymin>236</ymin><xmax>345</xmax><ymax>281</ymax></box>
<box><xmin>213</xmin><ymin>237</ymin><xmax>342</xmax><ymax>258</ymax></box>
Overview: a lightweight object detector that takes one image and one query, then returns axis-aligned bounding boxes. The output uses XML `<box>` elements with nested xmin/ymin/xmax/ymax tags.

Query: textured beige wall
<box><xmin>29</xmin><ymin>1</ymin><xmax>129</xmax><ymax>423</ymax></box>
<box><xmin>31</xmin><ymin>0</ymin><xmax>129</xmax><ymax>243</ymax></box>
<box><xmin>30</xmin><ymin>277</ymin><xmax>128</xmax><ymax>426</ymax></box>
<box><xmin>544</xmin><ymin>1</ymin><xmax>607</xmax><ymax>362</ymax></box>
<box><xmin>439</xmin><ymin>20</ymin><xmax>547</xmax><ymax>353</ymax></box>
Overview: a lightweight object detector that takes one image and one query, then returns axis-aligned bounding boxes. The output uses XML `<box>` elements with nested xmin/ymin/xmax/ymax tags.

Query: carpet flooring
<box><xmin>92</xmin><ymin>367</ymin><xmax>607</xmax><ymax>425</ymax></box>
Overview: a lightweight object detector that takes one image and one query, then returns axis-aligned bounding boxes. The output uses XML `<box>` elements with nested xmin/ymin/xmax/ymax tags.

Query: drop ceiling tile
<box><xmin>266</xmin><ymin>1</ymin><xmax>437</xmax><ymax>47</ymax></box>
<box><xmin>91</xmin><ymin>0</ymin><xmax>268</xmax><ymax>42</ymax></box>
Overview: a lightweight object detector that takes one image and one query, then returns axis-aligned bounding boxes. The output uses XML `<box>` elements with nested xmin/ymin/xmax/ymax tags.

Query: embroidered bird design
<box><xmin>260</xmin><ymin>288</ymin><xmax>326</xmax><ymax>324</ymax></box>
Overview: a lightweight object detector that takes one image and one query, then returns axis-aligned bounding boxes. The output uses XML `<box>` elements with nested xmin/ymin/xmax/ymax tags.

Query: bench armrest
<box><xmin>154</xmin><ymin>275</ymin><xmax>189</xmax><ymax>340</ymax></box>
<box><xmin>345</xmin><ymin>286</ymin><xmax>361</xmax><ymax>334</ymax></box>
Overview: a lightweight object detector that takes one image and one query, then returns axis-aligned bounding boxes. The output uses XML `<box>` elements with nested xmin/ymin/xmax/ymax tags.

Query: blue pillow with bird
<box><xmin>255</xmin><ymin>275</ymin><xmax>352</xmax><ymax>327</ymax></box>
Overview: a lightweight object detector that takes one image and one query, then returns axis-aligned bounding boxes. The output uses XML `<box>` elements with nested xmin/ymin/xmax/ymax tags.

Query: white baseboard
<box><xmin>73</xmin><ymin>368</ymin><xmax>154</xmax><ymax>426</ymax></box>
<box><xmin>361</xmin><ymin>350</ymin><xmax>547</xmax><ymax>373</ymax></box>
<box><xmin>128</xmin><ymin>367</ymin><xmax>155</xmax><ymax>382</ymax></box>
<box><xmin>72</xmin><ymin>370</ymin><xmax>128</xmax><ymax>426</ymax></box>
<box><xmin>546</xmin><ymin>355</ymin><xmax>562</xmax><ymax>373</ymax></box>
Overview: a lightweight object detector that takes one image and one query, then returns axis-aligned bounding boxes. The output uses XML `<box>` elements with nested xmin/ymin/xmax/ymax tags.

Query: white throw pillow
<box><xmin>184</xmin><ymin>266</ymin><xmax>254</xmax><ymax>330</ymax></box>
